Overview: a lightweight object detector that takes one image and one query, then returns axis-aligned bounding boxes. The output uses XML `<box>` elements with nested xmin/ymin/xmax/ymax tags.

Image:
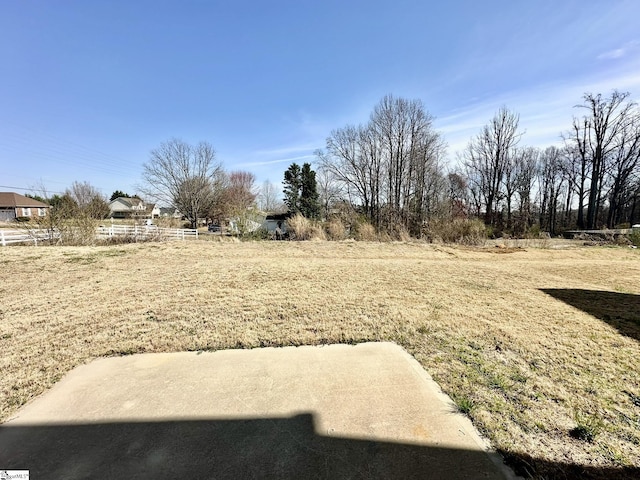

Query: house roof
<box><xmin>0</xmin><ymin>192</ymin><xmax>50</xmax><ymax>208</ymax></box>
<box><xmin>265</xmin><ymin>213</ymin><xmax>292</xmax><ymax>221</ymax></box>
<box><xmin>159</xmin><ymin>207</ymin><xmax>181</xmax><ymax>216</ymax></box>
<box><xmin>109</xmin><ymin>197</ymin><xmax>144</xmax><ymax>208</ymax></box>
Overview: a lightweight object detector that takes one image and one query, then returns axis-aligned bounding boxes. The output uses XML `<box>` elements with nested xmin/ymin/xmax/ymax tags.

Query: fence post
<box><xmin>0</xmin><ymin>230</ymin><xmax>4</xmax><ymax>247</ymax></box>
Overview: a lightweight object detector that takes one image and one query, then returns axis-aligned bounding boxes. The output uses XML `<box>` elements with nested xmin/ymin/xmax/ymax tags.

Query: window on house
<box><xmin>38</xmin><ymin>208</ymin><xmax>47</xmax><ymax>216</ymax></box>
<box><xmin>22</xmin><ymin>208</ymin><xmax>31</xmax><ymax>216</ymax></box>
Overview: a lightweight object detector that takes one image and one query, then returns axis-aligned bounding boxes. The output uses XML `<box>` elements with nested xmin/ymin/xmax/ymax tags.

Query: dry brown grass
<box><xmin>1</xmin><ymin>241</ymin><xmax>639</xmax><ymax>478</ymax></box>
<box><xmin>325</xmin><ymin>217</ymin><xmax>347</xmax><ymax>241</ymax></box>
<box><xmin>353</xmin><ymin>222</ymin><xmax>378</xmax><ymax>241</ymax></box>
<box><xmin>287</xmin><ymin>213</ymin><xmax>326</xmax><ymax>241</ymax></box>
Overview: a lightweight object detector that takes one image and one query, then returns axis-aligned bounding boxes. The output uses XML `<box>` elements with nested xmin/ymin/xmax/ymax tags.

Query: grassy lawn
<box><xmin>1</xmin><ymin>240</ymin><xmax>639</xmax><ymax>478</ymax></box>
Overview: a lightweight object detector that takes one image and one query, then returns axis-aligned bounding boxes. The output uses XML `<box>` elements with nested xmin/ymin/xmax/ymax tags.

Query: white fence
<box><xmin>0</xmin><ymin>229</ymin><xmax>61</xmax><ymax>246</ymax></box>
<box><xmin>0</xmin><ymin>225</ymin><xmax>198</xmax><ymax>246</ymax></box>
<box><xmin>564</xmin><ymin>227</ymin><xmax>639</xmax><ymax>238</ymax></box>
<box><xmin>96</xmin><ymin>225</ymin><xmax>199</xmax><ymax>241</ymax></box>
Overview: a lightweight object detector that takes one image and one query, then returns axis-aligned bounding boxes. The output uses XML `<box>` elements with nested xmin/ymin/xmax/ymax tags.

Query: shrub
<box><xmin>309</xmin><ymin>227</ymin><xmax>327</xmax><ymax>241</ymax></box>
<box><xmin>394</xmin><ymin>225</ymin><xmax>412</xmax><ymax>242</ymax></box>
<box><xmin>383</xmin><ymin>223</ymin><xmax>412</xmax><ymax>241</ymax></box>
<box><xmin>287</xmin><ymin>213</ymin><xmax>325</xmax><ymax>241</ymax></box>
<box><xmin>353</xmin><ymin>222</ymin><xmax>377</xmax><ymax>241</ymax></box>
<box><xmin>325</xmin><ymin>218</ymin><xmax>347</xmax><ymax>241</ymax></box>
<box><xmin>614</xmin><ymin>235</ymin><xmax>631</xmax><ymax>246</ymax></box>
<box><xmin>526</xmin><ymin>223</ymin><xmax>542</xmax><ymax>239</ymax></box>
<box><xmin>246</xmin><ymin>227</ymin><xmax>270</xmax><ymax>240</ymax></box>
<box><xmin>426</xmin><ymin>217</ymin><xmax>487</xmax><ymax>245</ymax></box>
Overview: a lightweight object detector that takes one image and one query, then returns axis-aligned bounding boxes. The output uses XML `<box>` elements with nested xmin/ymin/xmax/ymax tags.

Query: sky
<box><xmin>2</xmin><ymin>0</ymin><xmax>640</xmax><ymax>200</ymax></box>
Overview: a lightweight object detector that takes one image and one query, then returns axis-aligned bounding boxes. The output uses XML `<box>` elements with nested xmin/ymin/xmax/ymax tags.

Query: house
<box><xmin>262</xmin><ymin>213</ymin><xmax>291</xmax><ymax>235</ymax></box>
<box><xmin>228</xmin><ymin>217</ymin><xmax>263</xmax><ymax>234</ymax></box>
<box><xmin>159</xmin><ymin>207</ymin><xmax>182</xmax><ymax>218</ymax></box>
<box><xmin>109</xmin><ymin>197</ymin><xmax>160</xmax><ymax>219</ymax></box>
<box><xmin>0</xmin><ymin>192</ymin><xmax>50</xmax><ymax>222</ymax></box>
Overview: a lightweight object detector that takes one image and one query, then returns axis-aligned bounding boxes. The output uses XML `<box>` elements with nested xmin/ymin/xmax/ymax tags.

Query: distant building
<box><xmin>263</xmin><ymin>213</ymin><xmax>291</xmax><ymax>234</ymax></box>
<box><xmin>0</xmin><ymin>192</ymin><xmax>50</xmax><ymax>222</ymax></box>
<box><xmin>159</xmin><ymin>207</ymin><xmax>183</xmax><ymax>218</ymax></box>
<box><xmin>109</xmin><ymin>197</ymin><xmax>160</xmax><ymax>219</ymax></box>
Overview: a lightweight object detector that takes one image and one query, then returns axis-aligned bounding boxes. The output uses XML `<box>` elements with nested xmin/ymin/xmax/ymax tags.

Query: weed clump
<box><xmin>451</xmin><ymin>393</ymin><xmax>476</xmax><ymax>415</ymax></box>
<box><xmin>287</xmin><ymin>214</ymin><xmax>326</xmax><ymax>241</ymax></box>
<box><xmin>570</xmin><ymin>410</ymin><xmax>603</xmax><ymax>443</ymax></box>
<box><xmin>353</xmin><ymin>222</ymin><xmax>377</xmax><ymax>241</ymax></box>
<box><xmin>325</xmin><ymin>218</ymin><xmax>347</xmax><ymax>241</ymax></box>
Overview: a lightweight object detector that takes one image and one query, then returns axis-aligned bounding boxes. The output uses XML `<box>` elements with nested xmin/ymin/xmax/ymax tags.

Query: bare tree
<box><xmin>314</xmin><ymin>154</ymin><xmax>344</xmax><ymax>219</ymax></box>
<box><xmin>24</xmin><ymin>181</ymin><xmax>106</xmax><ymax>245</ymax></box>
<box><xmin>211</xmin><ymin>170</ymin><xmax>258</xmax><ymax>225</ymax></box>
<box><xmin>513</xmin><ymin>147</ymin><xmax>539</xmax><ymax>233</ymax></box>
<box><xmin>463</xmin><ymin>107</ymin><xmax>522</xmax><ymax>228</ymax></box>
<box><xmin>323</xmin><ymin>125</ymin><xmax>375</xmax><ymax>218</ymax></box>
<box><xmin>67</xmin><ymin>181</ymin><xmax>100</xmax><ymax>209</ymax></box>
<box><xmin>66</xmin><ymin>181</ymin><xmax>109</xmax><ymax>219</ymax></box>
<box><xmin>370</xmin><ymin>94</ymin><xmax>441</xmax><ymax>231</ymax></box>
<box><xmin>503</xmin><ymin>151</ymin><xmax>518</xmax><ymax>230</ymax></box>
<box><xmin>405</xmin><ymin>131</ymin><xmax>447</xmax><ymax>234</ymax></box>
<box><xmin>537</xmin><ymin>147</ymin><xmax>566</xmax><ymax>235</ymax></box>
<box><xmin>141</xmin><ymin>138</ymin><xmax>224</xmax><ymax>228</ymax></box>
<box><xmin>605</xmin><ymin>103</ymin><xmax>640</xmax><ymax>227</ymax></box>
<box><xmin>562</xmin><ymin>120</ymin><xmax>591</xmax><ymax>229</ymax></box>
<box><xmin>322</xmin><ymin>95</ymin><xmax>445</xmax><ymax>235</ymax></box>
<box><xmin>446</xmin><ymin>171</ymin><xmax>469</xmax><ymax>218</ymax></box>
<box><xmin>571</xmin><ymin>92</ymin><xmax>633</xmax><ymax>228</ymax></box>
<box><xmin>258</xmin><ymin>180</ymin><xmax>285</xmax><ymax>213</ymax></box>
<box><xmin>225</xmin><ymin>171</ymin><xmax>258</xmax><ymax>212</ymax></box>
<box><xmin>563</xmin><ymin>91</ymin><xmax>640</xmax><ymax>228</ymax></box>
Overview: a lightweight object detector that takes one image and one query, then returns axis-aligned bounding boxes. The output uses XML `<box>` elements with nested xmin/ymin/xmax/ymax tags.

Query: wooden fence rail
<box><xmin>0</xmin><ymin>225</ymin><xmax>198</xmax><ymax>246</ymax></box>
<box><xmin>95</xmin><ymin>225</ymin><xmax>199</xmax><ymax>241</ymax></box>
<box><xmin>0</xmin><ymin>229</ymin><xmax>61</xmax><ymax>246</ymax></box>
<box><xmin>563</xmin><ymin>227</ymin><xmax>639</xmax><ymax>238</ymax></box>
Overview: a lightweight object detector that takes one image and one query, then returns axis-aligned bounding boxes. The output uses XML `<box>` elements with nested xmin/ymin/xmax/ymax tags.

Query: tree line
<box><xmin>315</xmin><ymin>91</ymin><xmax>640</xmax><ymax>236</ymax></box>
<box><xmin>27</xmin><ymin>90</ymin><xmax>640</xmax><ymax>239</ymax></box>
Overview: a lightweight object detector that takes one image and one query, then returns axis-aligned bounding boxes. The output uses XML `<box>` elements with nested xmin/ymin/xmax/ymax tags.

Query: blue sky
<box><xmin>2</xmin><ymin>0</ymin><xmax>640</xmax><ymax>199</ymax></box>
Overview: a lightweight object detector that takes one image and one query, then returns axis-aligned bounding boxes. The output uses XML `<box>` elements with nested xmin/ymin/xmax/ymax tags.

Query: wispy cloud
<box><xmin>599</xmin><ymin>48</ymin><xmax>626</xmax><ymax>60</ymax></box>
<box><xmin>597</xmin><ymin>40</ymin><xmax>640</xmax><ymax>60</ymax></box>
<box><xmin>237</xmin><ymin>154</ymin><xmax>315</xmax><ymax>168</ymax></box>
<box><xmin>436</xmin><ymin>57</ymin><xmax>640</xmax><ymax>161</ymax></box>
<box><xmin>253</xmin><ymin>145</ymin><xmax>319</xmax><ymax>156</ymax></box>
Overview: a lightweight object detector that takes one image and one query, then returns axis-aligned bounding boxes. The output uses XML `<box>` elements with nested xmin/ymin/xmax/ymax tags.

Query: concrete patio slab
<box><xmin>0</xmin><ymin>342</ymin><xmax>516</xmax><ymax>479</ymax></box>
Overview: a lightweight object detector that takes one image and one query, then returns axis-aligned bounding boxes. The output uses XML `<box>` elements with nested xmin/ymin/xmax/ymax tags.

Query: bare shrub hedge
<box><xmin>287</xmin><ymin>214</ymin><xmax>326</xmax><ymax>241</ymax></box>
<box><xmin>425</xmin><ymin>217</ymin><xmax>487</xmax><ymax>245</ymax></box>
<box><xmin>353</xmin><ymin>222</ymin><xmax>377</xmax><ymax>241</ymax></box>
<box><xmin>325</xmin><ymin>218</ymin><xmax>347</xmax><ymax>241</ymax></box>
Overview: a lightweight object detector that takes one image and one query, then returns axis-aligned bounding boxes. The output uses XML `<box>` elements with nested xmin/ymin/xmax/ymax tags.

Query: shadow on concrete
<box><xmin>0</xmin><ymin>414</ymin><xmax>500</xmax><ymax>479</ymax></box>
<box><xmin>2</xmin><ymin>414</ymin><xmax>639</xmax><ymax>479</ymax></box>
<box><xmin>540</xmin><ymin>289</ymin><xmax>640</xmax><ymax>342</ymax></box>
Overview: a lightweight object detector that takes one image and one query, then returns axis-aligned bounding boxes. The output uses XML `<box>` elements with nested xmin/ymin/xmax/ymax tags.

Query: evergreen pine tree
<box><xmin>283</xmin><ymin>162</ymin><xmax>320</xmax><ymax>218</ymax></box>
<box><xmin>300</xmin><ymin>163</ymin><xmax>320</xmax><ymax>219</ymax></box>
<box><xmin>283</xmin><ymin>163</ymin><xmax>302</xmax><ymax>214</ymax></box>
